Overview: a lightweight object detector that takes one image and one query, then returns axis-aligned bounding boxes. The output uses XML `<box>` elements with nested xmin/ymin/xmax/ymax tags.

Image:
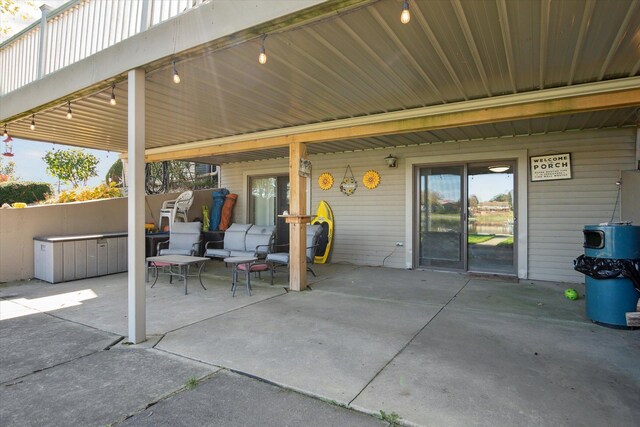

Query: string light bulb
<box><xmin>30</xmin><ymin>114</ymin><xmax>36</xmax><ymax>131</ymax></box>
<box><xmin>258</xmin><ymin>35</ymin><xmax>267</xmax><ymax>65</ymax></box>
<box><xmin>3</xmin><ymin>124</ymin><xmax>7</xmax><ymax>138</ymax></box>
<box><xmin>401</xmin><ymin>0</ymin><xmax>411</xmax><ymax>24</ymax></box>
<box><xmin>110</xmin><ymin>84</ymin><xmax>117</xmax><ymax>105</ymax></box>
<box><xmin>66</xmin><ymin>101</ymin><xmax>73</xmax><ymax>120</ymax></box>
<box><xmin>172</xmin><ymin>61</ymin><xmax>181</xmax><ymax>84</ymax></box>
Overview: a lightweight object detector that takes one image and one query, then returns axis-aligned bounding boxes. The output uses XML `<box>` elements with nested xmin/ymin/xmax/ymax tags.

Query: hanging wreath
<box><xmin>318</xmin><ymin>172</ymin><xmax>334</xmax><ymax>190</ymax></box>
<box><xmin>363</xmin><ymin>170</ymin><xmax>380</xmax><ymax>189</ymax></box>
<box><xmin>340</xmin><ymin>165</ymin><xmax>357</xmax><ymax>196</ymax></box>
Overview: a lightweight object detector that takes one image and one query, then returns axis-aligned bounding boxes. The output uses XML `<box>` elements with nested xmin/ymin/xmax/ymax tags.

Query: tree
<box><xmin>1</xmin><ymin>0</ymin><xmax>36</xmax><ymax>37</ymax></box>
<box><xmin>490</xmin><ymin>191</ymin><xmax>513</xmax><ymax>208</ymax></box>
<box><xmin>144</xmin><ymin>160</ymin><xmax>218</xmax><ymax>194</ymax></box>
<box><xmin>43</xmin><ymin>148</ymin><xmax>99</xmax><ymax>188</ymax></box>
<box><xmin>0</xmin><ymin>157</ymin><xmax>17</xmax><ymax>181</ymax></box>
<box><xmin>469</xmin><ymin>194</ymin><xmax>479</xmax><ymax>209</ymax></box>
<box><xmin>105</xmin><ymin>159</ymin><xmax>124</xmax><ymax>186</ymax></box>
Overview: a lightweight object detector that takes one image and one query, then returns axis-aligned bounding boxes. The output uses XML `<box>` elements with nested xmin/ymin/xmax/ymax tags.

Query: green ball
<box><xmin>564</xmin><ymin>288</ymin><xmax>579</xmax><ymax>300</ymax></box>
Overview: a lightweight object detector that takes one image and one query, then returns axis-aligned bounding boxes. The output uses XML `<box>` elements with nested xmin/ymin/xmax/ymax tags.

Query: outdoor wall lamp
<box><xmin>385</xmin><ymin>154</ymin><xmax>398</xmax><ymax>168</ymax></box>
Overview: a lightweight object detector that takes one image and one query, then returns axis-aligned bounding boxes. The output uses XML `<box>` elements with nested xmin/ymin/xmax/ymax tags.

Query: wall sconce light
<box><xmin>488</xmin><ymin>165</ymin><xmax>510</xmax><ymax>173</ymax></box>
<box><xmin>385</xmin><ymin>154</ymin><xmax>398</xmax><ymax>168</ymax></box>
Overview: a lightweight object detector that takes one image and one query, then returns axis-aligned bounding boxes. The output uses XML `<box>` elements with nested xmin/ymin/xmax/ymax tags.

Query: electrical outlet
<box><xmin>395</xmin><ymin>241</ymin><xmax>404</xmax><ymax>247</ymax></box>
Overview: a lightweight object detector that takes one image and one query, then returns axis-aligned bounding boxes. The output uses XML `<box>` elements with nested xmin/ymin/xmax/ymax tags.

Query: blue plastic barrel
<box><xmin>583</xmin><ymin>224</ymin><xmax>640</xmax><ymax>259</ymax></box>
<box><xmin>582</xmin><ymin>224</ymin><xmax>640</xmax><ymax>327</ymax></box>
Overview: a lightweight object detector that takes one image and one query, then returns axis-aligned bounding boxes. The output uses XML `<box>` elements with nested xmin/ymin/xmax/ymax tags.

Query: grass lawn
<box><xmin>468</xmin><ymin>234</ymin><xmax>496</xmax><ymax>244</ymax></box>
<box><xmin>497</xmin><ymin>236</ymin><xmax>514</xmax><ymax>246</ymax></box>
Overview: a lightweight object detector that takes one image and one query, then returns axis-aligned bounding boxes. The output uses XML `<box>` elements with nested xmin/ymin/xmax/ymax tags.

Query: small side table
<box><xmin>224</xmin><ymin>256</ymin><xmax>257</xmax><ymax>297</ymax></box>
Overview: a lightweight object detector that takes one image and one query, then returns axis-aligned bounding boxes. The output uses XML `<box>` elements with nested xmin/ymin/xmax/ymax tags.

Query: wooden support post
<box><xmin>289</xmin><ymin>142</ymin><xmax>308</xmax><ymax>291</ymax></box>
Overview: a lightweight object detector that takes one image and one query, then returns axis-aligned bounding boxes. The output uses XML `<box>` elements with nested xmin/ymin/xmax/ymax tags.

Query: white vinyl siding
<box><xmin>526</xmin><ymin>130</ymin><xmax>635</xmax><ymax>282</ymax></box>
<box><xmin>219</xmin><ymin>127</ymin><xmax>636</xmax><ymax>283</ymax></box>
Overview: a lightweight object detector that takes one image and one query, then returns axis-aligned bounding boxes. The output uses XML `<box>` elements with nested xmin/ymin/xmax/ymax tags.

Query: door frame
<box><xmin>404</xmin><ymin>150</ymin><xmax>528</xmax><ymax>279</ymax></box>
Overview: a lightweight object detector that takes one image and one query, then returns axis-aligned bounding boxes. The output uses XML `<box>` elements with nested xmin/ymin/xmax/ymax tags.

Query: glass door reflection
<box><xmin>249</xmin><ymin>176</ymin><xmax>289</xmax><ymax>248</ymax></box>
<box><xmin>467</xmin><ymin>163</ymin><xmax>515</xmax><ymax>274</ymax></box>
<box><xmin>419</xmin><ymin>166</ymin><xmax>464</xmax><ymax>269</ymax></box>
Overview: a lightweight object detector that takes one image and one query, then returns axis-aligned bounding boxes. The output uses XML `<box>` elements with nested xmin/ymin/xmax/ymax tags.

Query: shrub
<box><xmin>0</xmin><ymin>181</ymin><xmax>52</xmax><ymax>205</ymax></box>
<box><xmin>53</xmin><ymin>182</ymin><xmax>123</xmax><ymax>203</ymax></box>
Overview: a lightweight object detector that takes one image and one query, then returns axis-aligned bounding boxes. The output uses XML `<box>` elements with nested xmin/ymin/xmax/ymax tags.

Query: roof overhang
<box><xmin>136</xmin><ymin>77</ymin><xmax>640</xmax><ymax>162</ymax></box>
<box><xmin>2</xmin><ymin>0</ymin><xmax>638</xmax><ymax>164</ymax></box>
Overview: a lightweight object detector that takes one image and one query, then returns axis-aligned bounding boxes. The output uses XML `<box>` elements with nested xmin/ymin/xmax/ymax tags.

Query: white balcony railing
<box><xmin>0</xmin><ymin>0</ymin><xmax>207</xmax><ymax>96</ymax></box>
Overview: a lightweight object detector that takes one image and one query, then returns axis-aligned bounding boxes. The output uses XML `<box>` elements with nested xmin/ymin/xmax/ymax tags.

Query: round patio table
<box><xmin>224</xmin><ymin>256</ymin><xmax>258</xmax><ymax>297</ymax></box>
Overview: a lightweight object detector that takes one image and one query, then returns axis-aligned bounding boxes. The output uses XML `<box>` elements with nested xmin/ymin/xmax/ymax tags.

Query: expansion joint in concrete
<box><xmin>347</xmin><ymin>279</ymin><xmax>472</xmax><ymax>406</ymax></box>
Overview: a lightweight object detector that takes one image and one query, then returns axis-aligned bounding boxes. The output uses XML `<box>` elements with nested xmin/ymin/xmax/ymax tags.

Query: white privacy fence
<box><xmin>0</xmin><ymin>0</ymin><xmax>207</xmax><ymax>95</ymax></box>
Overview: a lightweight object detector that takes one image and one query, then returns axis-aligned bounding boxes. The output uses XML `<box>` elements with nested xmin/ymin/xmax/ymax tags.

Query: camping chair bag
<box><xmin>210</xmin><ymin>189</ymin><xmax>229</xmax><ymax>231</ymax></box>
<box><xmin>219</xmin><ymin>193</ymin><xmax>238</xmax><ymax>231</ymax></box>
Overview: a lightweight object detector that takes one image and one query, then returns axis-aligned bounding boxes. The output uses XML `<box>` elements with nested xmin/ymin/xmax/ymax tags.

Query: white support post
<box><xmin>139</xmin><ymin>0</ymin><xmax>152</xmax><ymax>33</ymax></box>
<box><xmin>37</xmin><ymin>5</ymin><xmax>52</xmax><ymax>79</ymax></box>
<box><xmin>127</xmin><ymin>68</ymin><xmax>146</xmax><ymax>343</ymax></box>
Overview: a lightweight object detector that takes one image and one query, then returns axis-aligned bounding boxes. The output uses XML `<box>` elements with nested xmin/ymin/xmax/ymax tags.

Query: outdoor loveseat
<box><xmin>204</xmin><ymin>223</ymin><xmax>275</xmax><ymax>260</ymax></box>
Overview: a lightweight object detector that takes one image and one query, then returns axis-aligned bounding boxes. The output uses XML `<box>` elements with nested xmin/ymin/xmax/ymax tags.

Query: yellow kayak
<box><xmin>312</xmin><ymin>200</ymin><xmax>334</xmax><ymax>264</ymax></box>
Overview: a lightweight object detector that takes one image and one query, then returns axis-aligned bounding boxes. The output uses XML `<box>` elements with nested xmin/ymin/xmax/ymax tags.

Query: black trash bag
<box><xmin>574</xmin><ymin>255</ymin><xmax>640</xmax><ymax>291</ymax></box>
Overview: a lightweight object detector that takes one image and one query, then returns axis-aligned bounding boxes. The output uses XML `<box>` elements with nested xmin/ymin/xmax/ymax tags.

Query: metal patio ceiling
<box><xmin>5</xmin><ymin>0</ymin><xmax>640</xmax><ymax>161</ymax></box>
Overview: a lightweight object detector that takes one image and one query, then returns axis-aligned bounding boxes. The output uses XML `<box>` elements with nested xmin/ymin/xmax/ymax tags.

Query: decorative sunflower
<box><xmin>318</xmin><ymin>172</ymin><xmax>334</xmax><ymax>190</ymax></box>
<box><xmin>363</xmin><ymin>170</ymin><xmax>381</xmax><ymax>189</ymax></box>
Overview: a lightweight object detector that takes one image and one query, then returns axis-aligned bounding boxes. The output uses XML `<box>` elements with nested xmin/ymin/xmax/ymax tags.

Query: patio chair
<box><xmin>243</xmin><ymin>225</ymin><xmax>276</xmax><ymax>258</ymax></box>
<box><xmin>204</xmin><ymin>223</ymin><xmax>250</xmax><ymax>260</ymax></box>
<box><xmin>151</xmin><ymin>221</ymin><xmax>202</xmax><ymax>284</ymax></box>
<box><xmin>156</xmin><ymin>221</ymin><xmax>202</xmax><ymax>256</ymax></box>
<box><xmin>266</xmin><ymin>224</ymin><xmax>322</xmax><ymax>277</ymax></box>
<box><xmin>158</xmin><ymin>190</ymin><xmax>194</xmax><ymax>232</ymax></box>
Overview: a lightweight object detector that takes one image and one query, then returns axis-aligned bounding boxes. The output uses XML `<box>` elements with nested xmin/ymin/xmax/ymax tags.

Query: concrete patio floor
<box><xmin>1</xmin><ymin>262</ymin><xmax>638</xmax><ymax>426</ymax></box>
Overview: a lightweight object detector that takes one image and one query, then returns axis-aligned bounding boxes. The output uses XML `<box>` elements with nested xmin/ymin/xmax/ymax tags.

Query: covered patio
<box><xmin>2</xmin><ymin>0</ymin><xmax>639</xmax><ymax>344</ymax></box>
<box><xmin>1</xmin><ymin>264</ymin><xmax>638</xmax><ymax>426</ymax></box>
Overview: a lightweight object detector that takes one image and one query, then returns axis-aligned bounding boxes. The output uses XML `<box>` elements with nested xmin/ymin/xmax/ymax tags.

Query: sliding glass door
<box><xmin>418</xmin><ymin>166</ymin><xmax>465</xmax><ymax>269</ymax></box>
<box><xmin>467</xmin><ymin>163</ymin><xmax>515</xmax><ymax>274</ymax></box>
<box><xmin>417</xmin><ymin>162</ymin><xmax>516</xmax><ymax>274</ymax></box>
<box><xmin>249</xmin><ymin>175</ymin><xmax>289</xmax><ymax>247</ymax></box>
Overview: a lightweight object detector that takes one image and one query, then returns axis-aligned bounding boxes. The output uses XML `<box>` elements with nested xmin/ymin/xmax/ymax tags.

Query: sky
<box><xmin>3</xmin><ymin>1</ymin><xmax>112</xmax><ymax>188</ymax></box>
